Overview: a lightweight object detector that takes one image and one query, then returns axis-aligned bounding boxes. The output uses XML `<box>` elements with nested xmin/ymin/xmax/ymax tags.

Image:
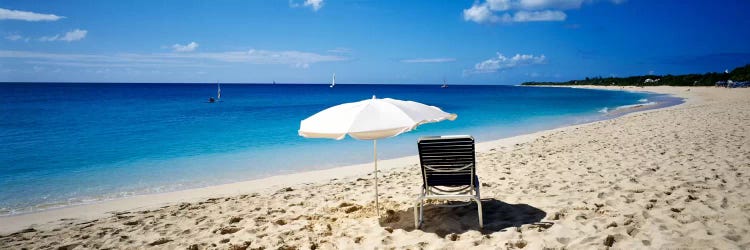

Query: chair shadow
<box><xmin>379</xmin><ymin>198</ymin><xmax>550</xmax><ymax>237</ymax></box>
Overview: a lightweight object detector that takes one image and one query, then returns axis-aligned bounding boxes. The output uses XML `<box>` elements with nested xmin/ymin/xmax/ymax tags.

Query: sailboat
<box><xmin>330</xmin><ymin>73</ymin><xmax>336</xmax><ymax>88</ymax></box>
<box><xmin>441</xmin><ymin>78</ymin><xmax>448</xmax><ymax>88</ymax></box>
<box><xmin>217</xmin><ymin>82</ymin><xmax>221</xmax><ymax>101</ymax></box>
<box><xmin>209</xmin><ymin>81</ymin><xmax>221</xmax><ymax>103</ymax></box>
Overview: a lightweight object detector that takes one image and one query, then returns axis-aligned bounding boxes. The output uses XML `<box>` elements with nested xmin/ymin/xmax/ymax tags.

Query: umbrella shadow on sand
<box><xmin>379</xmin><ymin>199</ymin><xmax>549</xmax><ymax>237</ymax></box>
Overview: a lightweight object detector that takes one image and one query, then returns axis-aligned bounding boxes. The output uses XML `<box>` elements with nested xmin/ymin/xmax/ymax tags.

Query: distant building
<box><xmin>716</xmin><ymin>80</ymin><xmax>749</xmax><ymax>88</ymax></box>
<box><xmin>725</xmin><ymin>80</ymin><xmax>749</xmax><ymax>88</ymax></box>
<box><xmin>644</xmin><ymin>78</ymin><xmax>660</xmax><ymax>83</ymax></box>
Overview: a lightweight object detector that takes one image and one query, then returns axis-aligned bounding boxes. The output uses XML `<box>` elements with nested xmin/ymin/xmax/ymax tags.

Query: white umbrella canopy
<box><xmin>299</xmin><ymin>96</ymin><xmax>457</xmax><ymax>140</ymax></box>
<box><xmin>298</xmin><ymin>96</ymin><xmax>457</xmax><ymax>216</ymax></box>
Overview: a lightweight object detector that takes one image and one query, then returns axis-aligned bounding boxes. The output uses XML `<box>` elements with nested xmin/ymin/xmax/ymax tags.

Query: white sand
<box><xmin>1</xmin><ymin>86</ymin><xmax>748</xmax><ymax>249</ymax></box>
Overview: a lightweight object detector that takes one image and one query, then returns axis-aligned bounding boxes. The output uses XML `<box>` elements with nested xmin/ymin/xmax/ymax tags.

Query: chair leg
<box><xmin>474</xmin><ymin>196</ymin><xmax>483</xmax><ymax>228</ymax></box>
<box><xmin>415</xmin><ymin>189</ymin><xmax>425</xmax><ymax>229</ymax></box>
<box><xmin>475</xmin><ymin>182</ymin><xmax>481</xmax><ymax>200</ymax></box>
<box><xmin>414</xmin><ymin>198</ymin><xmax>422</xmax><ymax>229</ymax></box>
<box><xmin>474</xmin><ymin>181</ymin><xmax>483</xmax><ymax>228</ymax></box>
<box><xmin>419</xmin><ymin>199</ymin><xmax>424</xmax><ymax>227</ymax></box>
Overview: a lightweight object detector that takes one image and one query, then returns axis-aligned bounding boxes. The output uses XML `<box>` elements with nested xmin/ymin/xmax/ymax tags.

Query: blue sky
<box><xmin>1</xmin><ymin>0</ymin><xmax>749</xmax><ymax>84</ymax></box>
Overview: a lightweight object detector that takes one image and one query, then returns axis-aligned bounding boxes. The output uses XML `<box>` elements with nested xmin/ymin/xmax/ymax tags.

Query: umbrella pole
<box><xmin>374</xmin><ymin>139</ymin><xmax>380</xmax><ymax>217</ymax></box>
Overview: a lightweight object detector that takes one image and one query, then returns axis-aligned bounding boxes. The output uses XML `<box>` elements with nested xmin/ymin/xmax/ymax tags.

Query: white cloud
<box><xmin>5</xmin><ymin>34</ymin><xmax>23</xmax><ymax>41</ymax></box>
<box><xmin>305</xmin><ymin>0</ymin><xmax>324</xmax><ymax>11</ymax></box>
<box><xmin>39</xmin><ymin>29</ymin><xmax>88</xmax><ymax>42</ymax></box>
<box><xmin>463</xmin><ymin>0</ymin><xmax>620</xmax><ymax>24</ymax></box>
<box><xmin>171</xmin><ymin>49</ymin><xmax>345</xmax><ymax>65</ymax></box>
<box><xmin>290</xmin><ymin>0</ymin><xmax>324</xmax><ymax>11</ymax></box>
<box><xmin>39</xmin><ymin>35</ymin><xmax>58</xmax><ymax>42</ymax></box>
<box><xmin>487</xmin><ymin>0</ymin><xmax>512</xmax><ymax>11</ymax></box>
<box><xmin>516</xmin><ymin>0</ymin><xmax>585</xmax><ymax>10</ymax></box>
<box><xmin>60</xmin><ymin>29</ymin><xmax>87</xmax><ymax>42</ymax></box>
<box><xmin>463</xmin><ymin>4</ymin><xmax>499</xmax><ymax>23</ymax></box>
<box><xmin>294</xmin><ymin>62</ymin><xmax>310</xmax><ymax>69</ymax></box>
<box><xmin>509</xmin><ymin>10</ymin><xmax>566</xmax><ymax>22</ymax></box>
<box><xmin>401</xmin><ymin>58</ymin><xmax>456</xmax><ymax>63</ymax></box>
<box><xmin>327</xmin><ymin>47</ymin><xmax>352</xmax><ymax>54</ymax></box>
<box><xmin>468</xmin><ymin>53</ymin><xmax>546</xmax><ymax>74</ymax></box>
<box><xmin>0</xmin><ymin>8</ymin><xmax>64</xmax><ymax>21</ymax></box>
<box><xmin>0</xmin><ymin>49</ymin><xmax>348</xmax><ymax>69</ymax></box>
<box><xmin>172</xmin><ymin>42</ymin><xmax>199</xmax><ymax>52</ymax></box>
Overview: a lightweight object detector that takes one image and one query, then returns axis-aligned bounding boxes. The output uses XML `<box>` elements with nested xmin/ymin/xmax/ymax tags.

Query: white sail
<box><xmin>330</xmin><ymin>73</ymin><xmax>336</xmax><ymax>88</ymax></box>
<box><xmin>217</xmin><ymin>82</ymin><xmax>221</xmax><ymax>100</ymax></box>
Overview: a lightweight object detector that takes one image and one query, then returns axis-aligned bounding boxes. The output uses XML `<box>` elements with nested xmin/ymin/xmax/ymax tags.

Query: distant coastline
<box><xmin>522</xmin><ymin>64</ymin><xmax>750</xmax><ymax>87</ymax></box>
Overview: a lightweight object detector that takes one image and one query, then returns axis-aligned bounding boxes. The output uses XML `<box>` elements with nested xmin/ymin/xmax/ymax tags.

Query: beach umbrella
<box><xmin>299</xmin><ymin>96</ymin><xmax>457</xmax><ymax>216</ymax></box>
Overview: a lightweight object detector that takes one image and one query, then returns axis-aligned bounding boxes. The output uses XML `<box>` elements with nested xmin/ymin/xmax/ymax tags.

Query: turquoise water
<box><xmin>0</xmin><ymin>83</ymin><xmax>679</xmax><ymax>215</ymax></box>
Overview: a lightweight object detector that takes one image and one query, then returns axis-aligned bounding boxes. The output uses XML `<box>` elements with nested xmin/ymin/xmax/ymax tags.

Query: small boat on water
<box><xmin>208</xmin><ymin>82</ymin><xmax>221</xmax><ymax>103</ymax></box>
<box><xmin>441</xmin><ymin>78</ymin><xmax>448</xmax><ymax>88</ymax></box>
<box><xmin>330</xmin><ymin>73</ymin><xmax>336</xmax><ymax>88</ymax></box>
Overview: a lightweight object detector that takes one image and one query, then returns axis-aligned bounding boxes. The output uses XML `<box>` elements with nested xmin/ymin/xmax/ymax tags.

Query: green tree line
<box><xmin>522</xmin><ymin>64</ymin><xmax>750</xmax><ymax>86</ymax></box>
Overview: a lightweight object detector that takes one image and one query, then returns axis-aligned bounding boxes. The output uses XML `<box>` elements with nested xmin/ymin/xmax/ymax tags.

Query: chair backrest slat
<box><xmin>418</xmin><ymin>135</ymin><xmax>476</xmax><ymax>187</ymax></box>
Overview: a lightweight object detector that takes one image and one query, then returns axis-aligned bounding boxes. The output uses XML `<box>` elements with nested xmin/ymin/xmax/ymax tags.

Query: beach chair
<box><xmin>414</xmin><ymin>135</ymin><xmax>483</xmax><ymax>228</ymax></box>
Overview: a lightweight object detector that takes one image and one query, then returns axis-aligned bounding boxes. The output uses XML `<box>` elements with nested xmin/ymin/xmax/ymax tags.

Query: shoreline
<box><xmin>0</xmin><ymin>85</ymin><xmax>691</xmax><ymax>234</ymax></box>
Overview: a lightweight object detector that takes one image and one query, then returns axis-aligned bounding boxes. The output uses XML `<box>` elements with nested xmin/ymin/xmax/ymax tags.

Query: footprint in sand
<box><xmin>216</xmin><ymin>227</ymin><xmax>242</xmax><ymax>235</ymax></box>
<box><xmin>149</xmin><ymin>238</ymin><xmax>172</xmax><ymax>246</ymax></box>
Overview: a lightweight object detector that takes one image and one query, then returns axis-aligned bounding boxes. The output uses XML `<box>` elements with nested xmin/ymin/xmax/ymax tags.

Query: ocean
<box><xmin>0</xmin><ymin>83</ymin><xmax>681</xmax><ymax>215</ymax></box>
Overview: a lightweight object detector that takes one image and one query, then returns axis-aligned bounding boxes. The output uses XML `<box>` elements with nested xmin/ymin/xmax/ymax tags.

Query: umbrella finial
<box><xmin>372</xmin><ymin>95</ymin><xmax>376</xmax><ymax>100</ymax></box>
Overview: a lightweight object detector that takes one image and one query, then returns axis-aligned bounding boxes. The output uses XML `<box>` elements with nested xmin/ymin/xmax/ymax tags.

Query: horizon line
<box><xmin>0</xmin><ymin>81</ymin><xmax>521</xmax><ymax>86</ymax></box>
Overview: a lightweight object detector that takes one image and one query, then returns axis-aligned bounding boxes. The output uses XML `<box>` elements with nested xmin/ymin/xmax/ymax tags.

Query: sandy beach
<box><xmin>1</xmin><ymin>86</ymin><xmax>749</xmax><ymax>249</ymax></box>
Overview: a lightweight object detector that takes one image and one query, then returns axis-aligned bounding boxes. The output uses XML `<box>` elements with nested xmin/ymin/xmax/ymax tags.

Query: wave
<box><xmin>615</xmin><ymin>102</ymin><xmax>657</xmax><ymax>110</ymax></box>
<box><xmin>599</xmin><ymin>101</ymin><xmax>657</xmax><ymax>114</ymax></box>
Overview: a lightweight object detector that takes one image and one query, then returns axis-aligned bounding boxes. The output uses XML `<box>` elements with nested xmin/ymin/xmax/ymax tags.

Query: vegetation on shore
<box><xmin>522</xmin><ymin>64</ymin><xmax>750</xmax><ymax>86</ymax></box>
